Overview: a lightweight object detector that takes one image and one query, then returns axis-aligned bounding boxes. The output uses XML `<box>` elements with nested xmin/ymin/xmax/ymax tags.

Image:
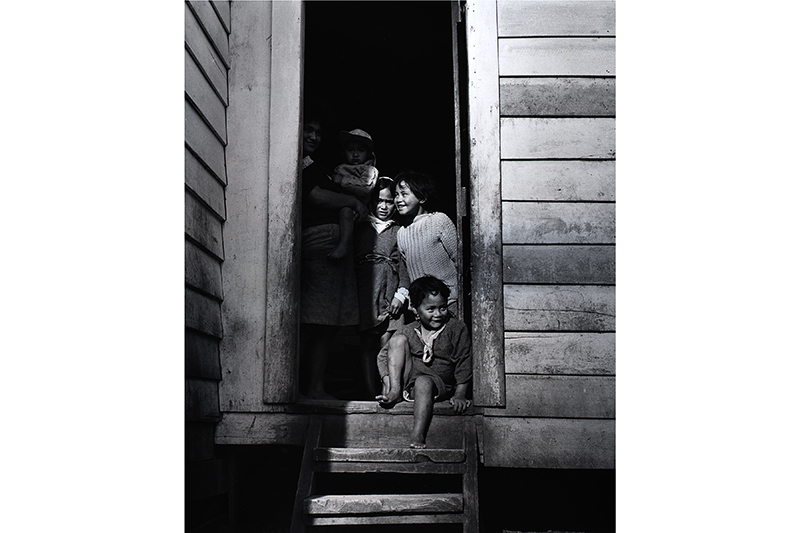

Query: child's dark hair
<box><xmin>394</xmin><ymin>170</ymin><xmax>437</xmax><ymax>204</ymax></box>
<box><xmin>370</xmin><ymin>176</ymin><xmax>396</xmax><ymax>206</ymax></box>
<box><xmin>409</xmin><ymin>276</ymin><xmax>450</xmax><ymax>308</ymax></box>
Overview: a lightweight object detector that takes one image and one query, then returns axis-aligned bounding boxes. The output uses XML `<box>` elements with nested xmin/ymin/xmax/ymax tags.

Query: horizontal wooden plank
<box><xmin>186</xmin><ymin>421</ymin><xmax>217</xmax><ymax>463</ymax></box>
<box><xmin>504</xmin><ymin>245</ymin><xmax>615</xmax><ymax>284</ymax></box>
<box><xmin>186</xmin><ymin>100</ymin><xmax>226</xmax><ymax>181</ymax></box>
<box><xmin>185</xmin><ymin>49</ymin><xmax>227</xmax><ymax>144</ymax></box>
<box><xmin>186</xmin><ymin>288</ymin><xmax>223</xmax><ymax>338</ymax></box>
<box><xmin>321</xmin><ymin>414</ymin><xmax>466</xmax><ymax>450</ymax></box>
<box><xmin>484</xmin><ymin>417</ymin><xmax>614</xmax><ymax>468</ymax></box>
<box><xmin>309</xmin><ymin>514</ymin><xmax>464</xmax><ymax>526</ymax></box>
<box><xmin>186</xmin><ymin>189</ymin><xmax>224</xmax><ymax>260</ymax></box>
<box><xmin>185</xmin><ymin>148</ymin><xmax>226</xmax><ymax>216</ymax></box>
<box><xmin>317</xmin><ymin>462</ymin><xmax>466</xmax><ymax>475</ymax></box>
<box><xmin>505</xmin><ymin>285</ymin><xmax>615</xmax><ymax>331</ymax></box>
<box><xmin>187</xmin><ymin>1</ymin><xmax>229</xmax><ymax>68</ymax></box>
<box><xmin>484</xmin><ymin>375</ymin><xmax>615</xmax><ymax>418</ymax></box>
<box><xmin>186</xmin><ymin>238</ymin><xmax>223</xmax><ymax>299</ymax></box>
<box><xmin>505</xmin><ymin>332</ymin><xmax>615</xmax><ymax>375</ymax></box>
<box><xmin>499</xmin><ymin>37</ymin><xmax>615</xmax><ymax>76</ymax></box>
<box><xmin>211</xmin><ymin>1</ymin><xmax>231</xmax><ymax>34</ymax></box>
<box><xmin>503</xmin><ymin>202</ymin><xmax>615</xmax><ymax>244</ymax></box>
<box><xmin>185</xmin><ymin>458</ymin><xmax>228</xmax><ymax>500</ymax></box>
<box><xmin>500</xmin><ymin>77</ymin><xmax>615</xmax><ymax>117</ymax></box>
<box><xmin>186</xmin><ymin>378</ymin><xmax>221</xmax><ymax>421</ymax></box>
<box><xmin>498</xmin><ymin>1</ymin><xmax>615</xmax><ymax>37</ymax></box>
<box><xmin>215</xmin><ymin>413</ymin><xmax>307</xmax><ymax>446</ymax></box>
<box><xmin>501</xmin><ymin>117</ymin><xmax>615</xmax><ymax>159</ymax></box>
<box><xmin>315</xmin><ymin>447</ymin><xmax>465</xmax><ymax>463</ymax></box>
<box><xmin>185</xmin><ymin>329</ymin><xmax>221</xmax><ymax>380</ymax></box>
<box><xmin>305</xmin><ymin>493</ymin><xmax>462</xmax><ymax>515</ymax></box>
<box><xmin>185</xmin><ymin>2</ymin><xmax>227</xmax><ymax>104</ymax></box>
<box><xmin>502</xmin><ymin>160</ymin><xmax>615</xmax><ymax>201</ymax></box>
<box><xmin>260</xmin><ymin>399</ymin><xmax>480</xmax><ymax>416</ymax></box>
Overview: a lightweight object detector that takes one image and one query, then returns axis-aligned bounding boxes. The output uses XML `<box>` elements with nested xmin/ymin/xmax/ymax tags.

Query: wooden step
<box><xmin>315</xmin><ymin>447</ymin><xmax>465</xmax><ymax>463</ymax></box>
<box><xmin>308</xmin><ymin>513</ymin><xmax>465</xmax><ymax>526</ymax></box>
<box><xmin>304</xmin><ymin>493</ymin><xmax>463</xmax><ymax>515</ymax></box>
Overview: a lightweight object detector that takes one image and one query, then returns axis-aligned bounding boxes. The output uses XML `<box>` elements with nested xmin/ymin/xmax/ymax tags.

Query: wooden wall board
<box><xmin>186</xmin><ymin>190</ymin><xmax>224</xmax><ymax>260</ymax></box>
<box><xmin>185</xmin><ymin>2</ymin><xmax>228</xmax><ymax>105</ymax></box>
<box><xmin>218</xmin><ymin>0</ymin><xmax>272</xmax><ymax>413</ymax></box>
<box><xmin>503</xmin><ymin>244</ymin><xmax>615</xmax><ymax>284</ymax></box>
<box><xmin>187</xmin><ymin>1</ymin><xmax>230</xmax><ymax>69</ymax></box>
<box><xmin>185</xmin><ymin>100</ymin><xmax>226</xmax><ymax>183</ymax></box>
<box><xmin>215</xmin><ymin>413</ymin><xmax>308</xmax><ymax>446</ymax></box>
<box><xmin>483</xmin><ymin>417</ymin><xmax>614</xmax><ymax>468</ymax></box>
<box><xmin>185</xmin><ymin>148</ymin><xmax>226</xmax><ymax>219</ymax></box>
<box><xmin>321</xmin><ymin>414</ymin><xmax>465</xmax><ymax>450</ymax></box>
<box><xmin>185</xmin><ymin>49</ymin><xmax>227</xmax><ymax>144</ymax></box>
<box><xmin>465</xmin><ymin>0</ymin><xmax>506</xmax><ymax>408</ymax></box>
<box><xmin>505</xmin><ymin>332</ymin><xmax>615</xmax><ymax>375</ymax></box>
<box><xmin>500</xmin><ymin>77</ymin><xmax>615</xmax><ymax>117</ymax></box>
<box><xmin>497</xmin><ymin>1</ymin><xmax>615</xmax><ymax>37</ymax></box>
<box><xmin>185</xmin><ymin>458</ymin><xmax>228</xmax><ymax>500</ymax></box>
<box><xmin>501</xmin><ymin>117</ymin><xmax>615</xmax><ymax>159</ymax></box>
<box><xmin>186</xmin><ymin>378</ymin><xmax>221</xmax><ymax>421</ymax></box>
<box><xmin>185</xmin><ymin>239</ymin><xmax>224</xmax><ymax>300</ymax></box>
<box><xmin>186</xmin><ymin>421</ymin><xmax>217</xmax><ymax>463</ymax></box>
<box><xmin>504</xmin><ymin>285</ymin><xmax>615</xmax><ymax>331</ymax></box>
<box><xmin>186</xmin><ymin>329</ymin><xmax>222</xmax><ymax>380</ymax></box>
<box><xmin>501</xmin><ymin>160</ymin><xmax>615</xmax><ymax>201</ymax></box>
<box><xmin>502</xmin><ymin>202</ymin><xmax>615</xmax><ymax>244</ymax></box>
<box><xmin>499</xmin><ymin>37</ymin><xmax>615</xmax><ymax>76</ymax></box>
<box><xmin>186</xmin><ymin>287</ymin><xmax>223</xmax><ymax>338</ymax></box>
<box><xmin>484</xmin><ymin>375</ymin><xmax>615</xmax><ymax>418</ymax></box>
<box><xmin>211</xmin><ymin>1</ymin><xmax>231</xmax><ymax>34</ymax></box>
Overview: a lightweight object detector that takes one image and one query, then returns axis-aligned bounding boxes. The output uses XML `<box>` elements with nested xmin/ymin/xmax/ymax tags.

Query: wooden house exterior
<box><xmin>185</xmin><ymin>0</ymin><xmax>614</xmax><ymax>530</ymax></box>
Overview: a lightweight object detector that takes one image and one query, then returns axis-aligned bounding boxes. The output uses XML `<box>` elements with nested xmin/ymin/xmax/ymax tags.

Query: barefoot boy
<box><xmin>376</xmin><ymin>276</ymin><xmax>472</xmax><ymax>448</ymax></box>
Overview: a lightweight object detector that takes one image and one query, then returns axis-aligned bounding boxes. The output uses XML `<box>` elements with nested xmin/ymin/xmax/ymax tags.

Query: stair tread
<box><xmin>315</xmin><ymin>447</ymin><xmax>465</xmax><ymax>463</ymax></box>
<box><xmin>304</xmin><ymin>493</ymin><xmax>463</xmax><ymax>515</ymax></box>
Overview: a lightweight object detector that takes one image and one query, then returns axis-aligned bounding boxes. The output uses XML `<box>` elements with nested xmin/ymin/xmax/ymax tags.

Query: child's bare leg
<box><xmin>377</xmin><ymin>334</ymin><xmax>408</xmax><ymax>405</ymax></box>
<box><xmin>409</xmin><ymin>375</ymin><xmax>435</xmax><ymax>448</ymax></box>
<box><xmin>328</xmin><ymin>207</ymin><xmax>354</xmax><ymax>259</ymax></box>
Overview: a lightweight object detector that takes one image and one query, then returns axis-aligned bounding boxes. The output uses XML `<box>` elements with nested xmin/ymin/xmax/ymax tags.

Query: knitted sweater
<box><xmin>396</xmin><ymin>212</ymin><xmax>459</xmax><ymax>301</ymax></box>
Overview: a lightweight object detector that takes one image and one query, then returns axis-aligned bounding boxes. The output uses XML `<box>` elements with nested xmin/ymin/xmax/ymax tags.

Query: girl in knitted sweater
<box><xmin>393</xmin><ymin>170</ymin><xmax>460</xmax><ymax>316</ymax></box>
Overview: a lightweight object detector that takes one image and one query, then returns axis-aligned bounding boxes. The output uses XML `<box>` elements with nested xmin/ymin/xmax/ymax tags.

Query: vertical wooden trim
<box><xmin>263</xmin><ymin>0</ymin><xmax>304</xmax><ymax>404</ymax></box>
<box><xmin>451</xmin><ymin>0</ymin><xmax>465</xmax><ymax>322</ymax></box>
<box><xmin>465</xmin><ymin>0</ymin><xmax>505</xmax><ymax>407</ymax></box>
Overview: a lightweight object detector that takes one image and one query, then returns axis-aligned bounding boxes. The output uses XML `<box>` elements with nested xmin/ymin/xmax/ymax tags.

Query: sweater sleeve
<box><xmin>437</xmin><ymin>213</ymin><xmax>459</xmax><ymax>263</ymax></box>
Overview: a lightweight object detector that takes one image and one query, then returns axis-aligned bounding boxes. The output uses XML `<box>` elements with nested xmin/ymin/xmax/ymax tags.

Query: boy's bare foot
<box><xmin>377</xmin><ymin>388</ymin><xmax>402</xmax><ymax>407</ymax></box>
<box><xmin>409</xmin><ymin>441</ymin><xmax>427</xmax><ymax>449</ymax></box>
<box><xmin>327</xmin><ymin>244</ymin><xmax>347</xmax><ymax>260</ymax></box>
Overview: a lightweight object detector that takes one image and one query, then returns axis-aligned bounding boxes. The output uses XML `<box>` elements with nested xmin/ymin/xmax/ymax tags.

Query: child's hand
<box><xmin>449</xmin><ymin>396</ymin><xmax>471</xmax><ymax>414</ymax></box>
<box><xmin>388</xmin><ymin>297</ymin><xmax>404</xmax><ymax>317</ymax></box>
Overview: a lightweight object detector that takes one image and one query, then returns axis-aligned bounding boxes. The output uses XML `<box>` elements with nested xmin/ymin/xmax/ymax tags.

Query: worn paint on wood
<box><xmin>185</xmin><ymin>100</ymin><xmax>226</xmax><ymax>181</ymax></box>
<box><xmin>185</xmin><ymin>239</ymin><xmax>223</xmax><ymax>300</ymax></box>
<box><xmin>187</xmin><ymin>1</ymin><xmax>230</xmax><ymax>68</ymax></box>
<box><xmin>185</xmin><ymin>2</ymin><xmax>227</xmax><ymax>104</ymax></box>
<box><xmin>186</xmin><ymin>288</ymin><xmax>223</xmax><ymax>338</ymax></box>
<box><xmin>185</xmin><ymin>190</ymin><xmax>224</xmax><ymax>259</ymax></box>
<box><xmin>503</xmin><ymin>202</ymin><xmax>615</xmax><ymax>244</ymax></box>
<box><xmin>483</xmin><ymin>417</ymin><xmax>614</xmax><ymax>468</ymax></box>
<box><xmin>218</xmin><ymin>1</ymin><xmax>272</xmax><ymax>412</ymax></box>
<box><xmin>305</xmin><ymin>493</ymin><xmax>462</xmax><ymax>515</ymax></box>
<box><xmin>185</xmin><ymin>149</ymin><xmax>226</xmax><ymax>218</ymax></box>
<box><xmin>501</xmin><ymin>117</ymin><xmax>615</xmax><ymax>159</ymax></box>
<box><xmin>497</xmin><ymin>1</ymin><xmax>615</xmax><ymax>37</ymax></box>
<box><xmin>501</xmin><ymin>160</ymin><xmax>615</xmax><ymax>201</ymax></box>
<box><xmin>504</xmin><ymin>285</ymin><xmax>615</xmax><ymax>331</ymax></box>
<box><xmin>186</xmin><ymin>378</ymin><xmax>221</xmax><ymax>421</ymax></box>
<box><xmin>499</xmin><ymin>37</ymin><xmax>615</xmax><ymax>76</ymax></box>
<box><xmin>500</xmin><ymin>78</ymin><xmax>615</xmax><ymax>117</ymax></box>
<box><xmin>505</xmin><ymin>332</ymin><xmax>615</xmax><ymax>375</ymax></box>
<box><xmin>484</xmin><ymin>375</ymin><xmax>615</xmax><ymax>418</ymax></box>
<box><xmin>504</xmin><ymin>245</ymin><xmax>615</xmax><ymax>284</ymax></box>
<box><xmin>186</xmin><ymin>329</ymin><xmax>222</xmax><ymax>380</ymax></box>
<box><xmin>185</xmin><ymin>49</ymin><xmax>227</xmax><ymax>144</ymax></box>
<box><xmin>465</xmin><ymin>0</ymin><xmax>506</xmax><ymax>408</ymax></box>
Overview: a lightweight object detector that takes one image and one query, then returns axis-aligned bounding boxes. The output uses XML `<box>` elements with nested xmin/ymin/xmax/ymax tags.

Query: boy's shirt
<box><xmin>377</xmin><ymin>317</ymin><xmax>472</xmax><ymax>387</ymax></box>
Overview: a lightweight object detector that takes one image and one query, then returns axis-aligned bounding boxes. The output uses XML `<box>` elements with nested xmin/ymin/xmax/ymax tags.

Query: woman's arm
<box><xmin>307</xmin><ymin>185</ymin><xmax>370</xmax><ymax>220</ymax></box>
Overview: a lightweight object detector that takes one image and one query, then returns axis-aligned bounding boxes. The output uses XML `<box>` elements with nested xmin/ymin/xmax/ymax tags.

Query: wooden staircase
<box><xmin>290</xmin><ymin>414</ymin><xmax>479</xmax><ymax>531</ymax></box>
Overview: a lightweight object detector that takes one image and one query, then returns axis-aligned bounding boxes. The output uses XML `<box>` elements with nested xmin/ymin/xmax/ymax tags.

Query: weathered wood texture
<box><xmin>483</xmin><ymin>417</ymin><xmax>614</xmax><ymax>468</ymax></box>
<box><xmin>321</xmin><ymin>414</ymin><xmax>466</xmax><ymax>450</ymax></box>
<box><xmin>218</xmin><ymin>1</ymin><xmax>272</xmax><ymax>412</ymax></box>
<box><xmin>308</xmin><ymin>514</ymin><xmax>464</xmax><ymax>526</ymax></box>
<box><xmin>185</xmin><ymin>190</ymin><xmax>224</xmax><ymax>259</ymax></box>
<box><xmin>185</xmin><ymin>149</ymin><xmax>226</xmax><ymax>218</ymax></box>
<box><xmin>186</xmin><ymin>378</ymin><xmax>222</xmax><ymax>422</ymax></box>
<box><xmin>186</xmin><ymin>288</ymin><xmax>223</xmax><ymax>338</ymax></box>
<box><xmin>185</xmin><ymin>49</ymin><xmax>227</xmax><ymax>143</ymax></box>
<box><xmin>501</xmin><ymin>160</ymin><xmax>615</xmax><ymax>201</ymax></box>
<box><xmin>505</xmin><ymin>332</ymin><xmax>615</xmax><ymax>375</ymax></box>
<box><xmin>484</xmin><ymin>375</ymin><xmax>615</xmax><ymax>418</ymax></box>
<box><xmin>263</xmin><ymin>0</ymin><xmax>304</xmax><ymax>404</ymax></box>
<box><xmin>186</xmin><ymin>329</ymin><xmax>222</xmax><ymax>380</ymax></box>
<box><xmin>211</xmin><ymin>1</ymin><xmax>231</xmax><ymax>33</ymax></box>
<box><xmin>503</xmin><ymin>202</ymin><xmax>615</xmax><ymax>244</ymax></box>
<box><xmin>185</xmin><ymin>2</ymin><xmax>227</xmax><ymax>104</ymax></box>
<box><xmin>185</xmin><ymin>239</ymin><xmax>223</xmax><ymax>299</ymax></box>
<box><xmin>504</xmin><ymin>285</ymin><xmax>615</xmax><ymax>331</ymax></box>
<box><xmin>305</xmin><ymin>493</ymin><xmax>463</xmax><ymax>515</ymax></box>
<box><xmin>500</xmin><ymin>78</ymin><xmax>615</xmax><ymax>117</ymax></box>
<box><xmin>499</xmin><ymin>38</ymin><xmax>615</xmax><ymax>76</ymax></box>
<box><xmin>187</xmin><ymin>1</ymin><xmax>230</xmax><ymax>68</ymax></box>
<box><xmin>504</xmin><ymin>245</ymin><xmax>615</xmax><ymax>284</ymax></box>
<box><xmin>497</xmin><ymin>1</ymin><xmax>616</xmax><ymax>37</ymax></box>
<box><xmin>465</xmin><ymin>0</ymin><xmax>506</xmax><ymax>408</ymax></box>
<box><xmin>315</xmin><ymin>447</ymin><xmax>465</xmax><ymax>464</ymax></box>
<box><xmin>185</xmin><ymin>100</ymin><xmax>226</xmax><ymax>181</ymax></box>
<box><xmin>501</xmin><ymin>117</ymin><xmax>615</xmax><ymax>159</ymax></box>
<box><xmin>215</xmin><ymin>413</ymin><xmax>308</xmax><ymax>446</ymax></box>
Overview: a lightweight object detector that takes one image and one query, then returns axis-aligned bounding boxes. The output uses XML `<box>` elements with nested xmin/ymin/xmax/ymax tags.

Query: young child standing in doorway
<box><xmin>393</xmin><ymin>170</ymin><xmax>460</xmax><ymax>316</ymax></box>
<box><xmin>376</xmin><ymin>276</ymin><xmax>472</xmax><ymax>449</ymax></box>
<box><xmin>353</xmin><ymin>177</ymin><xmax>410</xmax><ymax>398</ymax></box>
<box><xmin>327</xmin><ymin>128</ymin><xmax>380</xmax><ymax>260</ymax></box>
